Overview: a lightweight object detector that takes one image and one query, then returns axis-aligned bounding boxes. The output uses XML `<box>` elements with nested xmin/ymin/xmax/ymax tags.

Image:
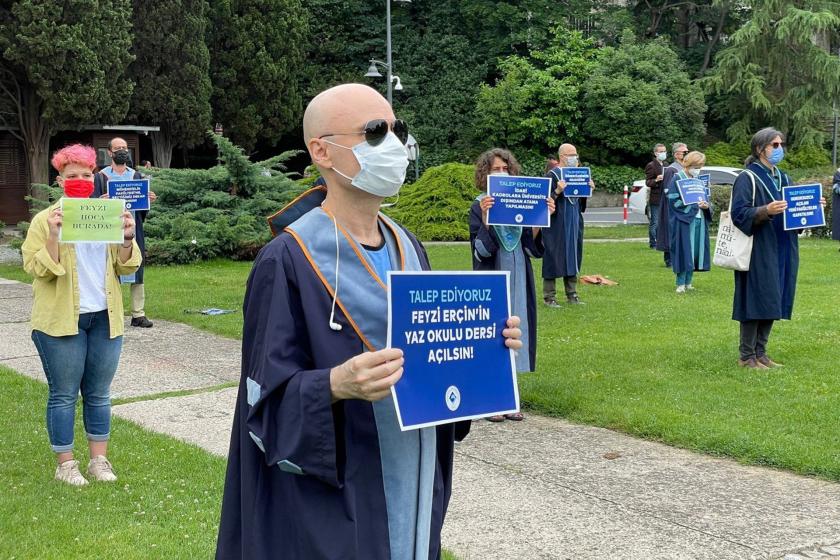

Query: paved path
<box><xmin>2</xmin><ymin>277</ymin><xmax>839</xmax><ymax>560</ymax></box>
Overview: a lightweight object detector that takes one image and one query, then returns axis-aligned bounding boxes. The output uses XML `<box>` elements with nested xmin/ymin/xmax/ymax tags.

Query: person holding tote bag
<box><xmin>730</xmin><ymin>127</ymin><xmax>826</xmax><ymax>369</ymax></box>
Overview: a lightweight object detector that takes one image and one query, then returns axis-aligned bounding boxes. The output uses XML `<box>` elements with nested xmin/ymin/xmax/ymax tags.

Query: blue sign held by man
<box><xmin>782</xmin><ymin>184</ymin><xmax>825</xmax><ymax>231</ymax></box>
<box><xmin>387</xmin><ymin>271</ymin><xmax>519</xmax><ymax>431</ymax></box>
<box><xmin>486</xmin><ymin>175</ymin><xmax>551</xmax><ymax>227</ymax></box>
<box><xmin>676</xmin><ymin>178</ymin><xmax>708</xmax><ymax>206</ymax></box>
<box><xmin>560</xmin><ymin>167</ymin><xmax>592</xmax><ymax>197</ymax></box>
<box><xmin>108</xmin><ymin>178</ymin><xmax>150</xmax><ymax>211</ymax></box>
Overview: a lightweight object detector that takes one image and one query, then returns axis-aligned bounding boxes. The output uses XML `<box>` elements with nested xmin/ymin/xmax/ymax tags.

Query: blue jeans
<box><xmin>676</xmin><ymin>270</ymin><xmax>694</xmax><ymax>287</ymax></box>
<box><xmin>31</xmin><ymin>311</ymin><xmax>122</xmax><ymax>452</ymax></box>
<box><xmin>647</xmin><ymin>203</ymin><xmax>660</xmax><ymax>248</ymax></box>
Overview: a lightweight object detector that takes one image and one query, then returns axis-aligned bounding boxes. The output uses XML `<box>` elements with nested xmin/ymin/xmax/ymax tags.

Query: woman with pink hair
<box><xmin>21</xmin><ymin>144</ymin><xmax>141</xmax><ymax>486</ymax></box>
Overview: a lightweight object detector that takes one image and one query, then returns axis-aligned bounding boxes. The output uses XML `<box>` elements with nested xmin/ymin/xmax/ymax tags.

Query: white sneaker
<box><xmin>675</xmin><ymin>285</ymin><xmax>686</xmax><ymax>294</ymax></box>
<box><xmin>55</xmin><ymin>459</ymin><xmax>89</xmax><ymax>486</ymax></box>
<box><xmin>686</xmin><ymin>284</ymin><xmax>695</xmax><ymax>291</ymax></box>
<box><xmin>87</xmin><ymin>455</ymin><xmax>117</xmax><ymax>482</ymax></box>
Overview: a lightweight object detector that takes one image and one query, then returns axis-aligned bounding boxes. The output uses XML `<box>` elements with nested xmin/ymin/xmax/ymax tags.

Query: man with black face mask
<box><xmin>93</xmin><ymin>137</ymin><xmax>156</xmax><ymax>328</ymax></box>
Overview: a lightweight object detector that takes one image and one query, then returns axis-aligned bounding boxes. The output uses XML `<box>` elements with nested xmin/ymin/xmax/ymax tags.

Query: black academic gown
<box><xmin>468</xmin><ymin>200</ymin><xmax>543</xmax><ymax>371</ymax></box>
<box><xmin>731</xmin><ymin>162</ymin><xmax>799</xmax><ymax>321</ymax></box>
<box><xmin>216</xmin><ymin>231</ymin><xmax>469</xmax><ymax>560</ymax></box>
<box><xmin>832</xmin><ymin>170</ymin><xmax>840</xmax><ymax>241</ymax></box>
<box><xmin>542</xmin><ymin>168</ymin><xmax>585</xmax><ymax>279</ymax></box>
<box><xmin>656</xmin><ymin>163</ymin><xmax>681</xmax><ymax>253</ymax></box>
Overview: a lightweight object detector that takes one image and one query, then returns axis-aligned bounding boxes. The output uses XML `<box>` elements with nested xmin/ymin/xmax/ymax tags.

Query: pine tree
<box><xmin>207</xmin><ymin>0</ymin><xmax>307</xmax><ymax>151</ymax></box>
<box><xmin>129</xmin><ymin>0</ymin><xmax>213</xmax><ymax>168</ymax></box>
<box><xmin>704</xmin><ymin>0</ymin><xmax>840</xmax><ymax>145</ymax></box>
<box><xmin>0</xmin><ymin>1</ymin><xmax>134</xmax><ymax>184</ymax></box>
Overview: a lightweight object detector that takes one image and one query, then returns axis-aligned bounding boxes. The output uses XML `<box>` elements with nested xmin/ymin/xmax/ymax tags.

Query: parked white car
<box><xmin>628</xmin><ymin>166</ymin><xmax>743</xmax><ymax>215</ymax></box>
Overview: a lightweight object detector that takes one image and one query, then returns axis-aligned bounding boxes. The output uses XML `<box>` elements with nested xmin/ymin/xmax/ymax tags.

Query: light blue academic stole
<box><xmin>286</xmin><ymin>207</ymin><xmax>437</xmax><ymax>560</ymax></box>
<box><xmin>476</xmin><ymin>193</ymin><xmax>522</xmax><ymax>252</ymax></box>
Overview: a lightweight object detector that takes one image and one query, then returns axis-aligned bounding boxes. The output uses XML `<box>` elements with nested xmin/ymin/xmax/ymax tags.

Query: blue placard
<box><xmin>699</xmin><ymin>174</ymin><xmax>712</xmax><ymax>200</ymax></box>
<box><xmin>676</xmin><ymin>178</ymin><xmax>708</xmax><ymax>206</ymax></box>
<box><xmin>387</xmin><ymin>271</ymin><xmax>518</xmax><ymax>431</ymax></box>
<box><xmin>486</xmin><ymin>175</ymin><xmax>551</xmax><ymax>227</ymax></box>
<box><xmin>560</xmin><ymin>167</ymin><xmax>592</xmax><ymax>197</ymax></box>
<box><xmin>782</xmin><ymin>184</ymin><xmax>825</xmax><ymax>231</ymax></box>
<box><xmin>108</xmin><ymin>179</ymin><xmax>150</xmax><ymax>211</ymax></box>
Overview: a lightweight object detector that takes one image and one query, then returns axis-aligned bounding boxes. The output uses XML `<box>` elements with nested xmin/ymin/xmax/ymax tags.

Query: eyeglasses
<box><xmin>676</xmin><ymin>150</ymin><xmax>689</xmax><ymax>155</ymax></box>
<box><xmin>319</xmin><ymin>119</ymin><xmax>409</xmax><ymax>147</ymax></box>
<box><xmin>770</xmin><ymin>142</ymin><xmax>786</xmax><ymax>149</ymax></box>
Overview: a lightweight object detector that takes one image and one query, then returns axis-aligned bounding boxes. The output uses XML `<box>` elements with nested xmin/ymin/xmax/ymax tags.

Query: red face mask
<box><xmin>63</xmin><ymin>178</ymin><xmax>95</xmax><ymax>198</ymax></box>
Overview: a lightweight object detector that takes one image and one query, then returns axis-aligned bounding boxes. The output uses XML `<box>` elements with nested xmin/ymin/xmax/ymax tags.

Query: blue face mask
<box><xmin>768</xmin><ymin>146</ymin><xmax>784</xmax><ymax>166</ymax></box>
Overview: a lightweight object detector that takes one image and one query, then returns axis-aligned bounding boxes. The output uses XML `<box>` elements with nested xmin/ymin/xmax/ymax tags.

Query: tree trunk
<box><xmin>150</xmin><ymin>128</ymin><xmax>174</xmax><ymax>168</ymax></box>
<box><xmin>699</xmin><ymin>3</ymin><xmax>728</xmax><ymax>77</ymax></box>
<box><xmin>20</xmin><ymin>89</ymin><xmax>51</xmax><ymax>191</ymax></box>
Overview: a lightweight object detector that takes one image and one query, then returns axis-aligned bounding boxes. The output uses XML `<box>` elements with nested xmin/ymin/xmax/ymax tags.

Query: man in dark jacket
<box><xmin>93</xmin><ymin>137</ymin><xmax>156</xmax><ymax>328</ymax></box>
<box><xmin>656</xmin><ymin>142</ymin><xmax>689</xmax><ymax>267</ymax></box>
<box><xmin>644</xmin><ymin>143</ymin><xmax>667</xmax><ymax>248</ymax></box>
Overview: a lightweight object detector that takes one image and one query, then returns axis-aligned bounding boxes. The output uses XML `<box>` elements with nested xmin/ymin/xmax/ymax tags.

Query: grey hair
<box><xmin>653</xmin><ymin>143</ymin><xmax>666</xmax><ymax>153</ymax></box>
<box><xmin>671</xmin><ymin>142</ymin><xmax>686</xmax><ymax>153</ymax></box>
<box><xmin>745</xmin><ymin>127</ymin><xmax>785</xmax><ymax>166</ymax></box>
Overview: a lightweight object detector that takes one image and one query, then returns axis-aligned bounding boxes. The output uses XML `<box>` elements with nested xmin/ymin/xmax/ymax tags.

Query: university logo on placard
<box><xmin>445</xmin><ymin>386</ymin><xmax>461</xmax><ymax>411</ymax></box>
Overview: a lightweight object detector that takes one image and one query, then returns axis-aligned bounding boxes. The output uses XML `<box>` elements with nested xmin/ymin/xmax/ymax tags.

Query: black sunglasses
<box><xmin>770</xmin><ymin>141</ymin><xmax>786</xmax><ymax>149</ymax></box>
<box><xmin>319</xmin><ymin>119</ymin><xmax>409</xmax><ymax>147</ymax></box>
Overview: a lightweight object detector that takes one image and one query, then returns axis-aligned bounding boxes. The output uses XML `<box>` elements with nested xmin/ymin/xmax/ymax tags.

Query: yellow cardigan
<box><xmin>21</xmin><ymin>202</ymin><xmax>142</xmax><ymax>338</ymax></box>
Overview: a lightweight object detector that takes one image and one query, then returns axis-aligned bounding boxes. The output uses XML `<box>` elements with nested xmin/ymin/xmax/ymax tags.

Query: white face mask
<box><xmin>490</xmin><ymin>171</ymin><xmax>509</xmax><ymax>176</ymax></box>
<box><xmin>656</xmin><ymin>152</ymin><xmax>667</xmax><ymax>161</ymax></box>
<box><xmin>689</xmin><ymin>168</ymin><xmax>701</xmax><ymax>178</ymax></box>
<box><xmin>565</xmin><ymin>156</ymin><xmax>579</xmax><ymax>167</ymax></box>
<box><xmin>327</xmin><ymin>131</ymin><xmax>409</xmax><ymax>198</ymax></box>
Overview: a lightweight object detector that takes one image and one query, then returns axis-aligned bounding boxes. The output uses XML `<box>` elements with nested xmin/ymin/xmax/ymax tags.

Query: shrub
<box><xmin>785</xmin><ymin>145</ymin><xmax>831</xmax><ymax>169</ymax></box>
<box><xmin>703</xmin><ymin>141</ymin><xmax>749</xmax><ymax>167</ymax></box>
<box><xmin>385</xmin><ymin>163</ymin><xmax>476</xmax><ymax>241</ymax></box>
<box><xmin>589</xmin><ymin>165</ymin><xmax>644</xmax><ymax>194</ymax></box>
<box><xmin>142</xmin><ymin>133</ymin><xmax>306</xmax><ymax>264</ymax></box>
<box><xmin>0</xmin><ymin>220</ymin><xmax>5</xmax><ymax>238</ymax></box>
<box><xmin>704</xmin><ymin>141</ymin><xmax>831</xmax><ymax>171</ymax></box>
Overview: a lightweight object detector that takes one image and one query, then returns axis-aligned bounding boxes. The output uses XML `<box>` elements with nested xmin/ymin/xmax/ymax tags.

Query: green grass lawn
<box><xmin>430</xmin><ymin>238</ymin><xmax>840</xmax><ymax>479</ymax></box>
<box><xmin>0</xmin><ymin>366</ymin><xmax>226</xmax><ymax>559</ymax></box>
<box><xmin>584</xmin><ymin>223</ymin><xmax>649</xmax><ymax>239</ymax></box>
<box><xmin>3</xmin><ymin>236</ymin><xmax>840</xmax><ymax>482</ymax></box>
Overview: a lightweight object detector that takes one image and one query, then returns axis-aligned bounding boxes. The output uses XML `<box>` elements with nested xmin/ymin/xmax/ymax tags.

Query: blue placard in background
<box><xmin>782</xmin><ymin>184</ymin><xmax>825</xmax><ymax>231</ymax></box>
<box><xmin>388</xmin><ymin>271</ymin><xmax>519</xmax><ymax>431</ymax></box>
<box><xmin>108</xmin><ymin>179</ymin><xmax>150</xmax><ymax>211</ymax></box>
<box><xmin>560</xmin><ymin>167</ymin><xmax>592</xmax><ymax>197</ymax></box>
<box><xmin>699</xmin><ymin>174</ymin><xmax>712</xmax><ymax>200</ymax></box>
<box><xmin>486</xmin><ymin>175</ymin><xmax>551</xmax><ymax>227</ymax></box>
<box><xmin>676</xmin><ymin>178</ymin><xmax>708</xmax><ymax>206</ymax></box>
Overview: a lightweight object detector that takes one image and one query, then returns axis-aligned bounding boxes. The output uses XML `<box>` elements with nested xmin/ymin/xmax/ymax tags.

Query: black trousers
<box><xmin>739</xmin><ymin>320</ymin><xmax>774</xmax><ymax>361</ymax></box>
<box><xmin>543</xmin><ymin>276</ymin><xmax>577</xmax><ymax>301</ymax></box>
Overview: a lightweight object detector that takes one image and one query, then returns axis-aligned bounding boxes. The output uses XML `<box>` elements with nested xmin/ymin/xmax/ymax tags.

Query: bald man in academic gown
<box><xmin>215</xmin><ymin>84</ymin><xmax>523</xmax><ymax>560</ymax></box>
<box><xmin>541</xmin><ymin>144</ymin><xmax>593</xmax><ymax>306</ymax></box>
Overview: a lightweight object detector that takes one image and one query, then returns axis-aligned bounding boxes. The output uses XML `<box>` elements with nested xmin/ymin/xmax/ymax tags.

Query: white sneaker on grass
<box><xmin>675</xmin><ymin>285</ymin><xmax>686</xmax><ymax>294</ymax></box>
<box><xmin>55</xmin><ymin>459</ymin><xmax>89</xmax><ymax>486</ymax></box>
<box><xmin>87</xmin><ymin>455</ymin><xmax>117</xmax><ymax>482</ymax></box>
<box><xmin>686</xmin><ymin>284</ymin><xmax>695</xmax><ymax>291</ymax></box>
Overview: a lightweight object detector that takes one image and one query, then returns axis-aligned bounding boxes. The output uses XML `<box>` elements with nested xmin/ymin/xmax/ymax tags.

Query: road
<box><xmin>586</xmin><ymin>206</ymin><xmax>648</xmax><ymax>225</ymax></box>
